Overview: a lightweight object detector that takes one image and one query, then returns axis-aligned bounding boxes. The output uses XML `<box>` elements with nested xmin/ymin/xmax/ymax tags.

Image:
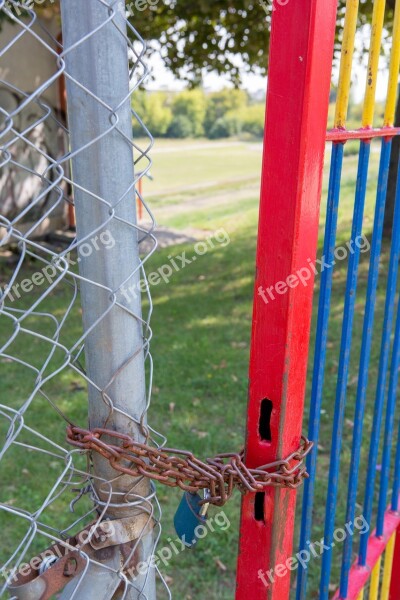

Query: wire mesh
<box><xmin>0</xmin><ymin>1</ymin><xmax>170</xmax><ymax>598</ymax></box>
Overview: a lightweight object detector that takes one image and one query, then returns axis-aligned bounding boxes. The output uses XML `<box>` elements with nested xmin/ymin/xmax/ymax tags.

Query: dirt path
<box><xmin>147</xmin><ymin>173</ymin><xmax>260</xmax><ymax>200</ymax></box>
<box><xmin>152</xmin><ymin>140</ymin><xmax>262</xmax><ymax>154</ymax></box>
<box><xmin>138</xmin><ymin>179</ymin><xmax>260</xmax><ymax>254</ymax></box>
<box><xmin>153</xmin><ymin>180</ymin><xmax>260</xmax><ymax>222</ymax></box>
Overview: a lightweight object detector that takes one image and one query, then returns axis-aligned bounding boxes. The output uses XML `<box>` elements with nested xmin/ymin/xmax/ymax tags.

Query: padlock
<box><xmin>174</xmin><ymin>490</ymin><xmax>210</xmax><ymax>548</ymax></box>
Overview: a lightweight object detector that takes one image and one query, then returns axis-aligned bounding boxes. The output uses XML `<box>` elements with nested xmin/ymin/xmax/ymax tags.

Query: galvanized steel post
<box><xmin>60</xmin><ymin>1</ymin><xmax>156</xmax><ymax>598</ymax></box>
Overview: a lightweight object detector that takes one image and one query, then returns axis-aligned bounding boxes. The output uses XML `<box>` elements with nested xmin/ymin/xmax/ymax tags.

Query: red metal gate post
<box><xmin>235</xmin><ymin>1</ymin><xmax>337</xmax><ymax>599</ymax></box>
<box><xmin>389</xmin><ymin>524</ymin><xmax>400</xmax><ymax>599</ymax></box>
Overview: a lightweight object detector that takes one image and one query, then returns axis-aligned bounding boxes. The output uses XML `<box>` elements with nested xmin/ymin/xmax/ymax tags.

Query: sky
<box><xmin>145</xmin><ymin>52</ymin><xmax>267</xmax><ymax>95</ymax></box>
<box><xmin>144</xmin><ymin>27</ymin><xmax>390</xmax><ymax>105</ymax></box>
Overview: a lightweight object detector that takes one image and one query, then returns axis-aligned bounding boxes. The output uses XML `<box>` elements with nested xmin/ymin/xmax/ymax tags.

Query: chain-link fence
<box><xmin>0</xmin><ymin>2</ymin><xmax>171</xmax><ymax>598</ymax></box>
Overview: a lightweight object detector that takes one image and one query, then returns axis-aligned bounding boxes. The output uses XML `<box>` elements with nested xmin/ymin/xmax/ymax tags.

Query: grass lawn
<box><xmin>136</xmin><ymin>137</ymin><xmax>263</xmax><ymax>210</ymax></box>
<box><xmin>0</xmin><ymin>137</ymin><xmax>394</xmax><ymax>599</ymax></box>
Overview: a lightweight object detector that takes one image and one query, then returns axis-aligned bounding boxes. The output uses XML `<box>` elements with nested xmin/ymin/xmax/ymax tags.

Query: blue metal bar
<box><xmin>392</xmin><ymin>153</ymin><xmax>400</xmax><ymax>514</ymax></box>
<box><xmin>359</xmin><ymin>153</ymin><xmax>400</xmax><ymax>564</ymax></box>
<box><xmin>392</xmin><ymin>426</ymin><xmax>400</xmax><ymax>510</ymax></box>
<box><xmin>391</xmin><ymin>343</ymin><xmax>400</xmax><ymax>511</ymax></box>
<box><xmin>319</xmin><ymin>141</ymin><xmax>371</xmax><ymax>600</ymax></box>
<box><xmin>296</xmin><ymin>142</ymin><xmax>344</xmax><ymax>600</ymax></box>
<box><xmin>339</xmin><ymin>138</ymin><xmax>392</xmax><ymax>597</ymax></box>
<box><xmin>377</xmin><ymin>293</ymin><xmax>400</xmax><ymax>535</ymax></box>
<box><xmin>390</xmin><ymin>149</ymin><xmax>400</xmax><ymax>517</ymax></box>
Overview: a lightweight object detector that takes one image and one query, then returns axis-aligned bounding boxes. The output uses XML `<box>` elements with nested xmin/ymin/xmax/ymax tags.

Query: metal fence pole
<box><xmin>234</xmin><ymin>1</ymin><xmax>337</xmax><ymax>598</ymax></box>
<box><xmin>59</xmin><ymin>1</ymin><xmax>156</xmax><ymax>598</ymax></box>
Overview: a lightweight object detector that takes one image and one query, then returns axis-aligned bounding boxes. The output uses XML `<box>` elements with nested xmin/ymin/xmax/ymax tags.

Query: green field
<box><xmin>0</xmin><ymin>137</ymin><xmax>392</xmax><ymax>598</ymax></box>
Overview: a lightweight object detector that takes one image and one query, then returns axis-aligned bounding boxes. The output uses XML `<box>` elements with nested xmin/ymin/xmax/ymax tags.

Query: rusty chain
<box><xmin>67</xmin><ymin>425</ymin><xmax>313</xmax><ymax>507</ymax></box>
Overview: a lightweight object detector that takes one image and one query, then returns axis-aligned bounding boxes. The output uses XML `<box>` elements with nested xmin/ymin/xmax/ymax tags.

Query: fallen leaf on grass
<box><xmin>70</xmin><ymin>381</ymin><xmax>85</xmax><ymax>392</ymax></box>
<box><xmin>212</xmin><ymin>359</ymin><xmax>227</xmax><ymax>370</ymax></box>
<box><xmin>215</xmin><ymin>558</ymin><xmax>227</xmax><ymax>572</ymax></box>
<box><xmin>231</xmin><ymin>341</ymin><xmax>247</xmax><ymax>349</ymax></box>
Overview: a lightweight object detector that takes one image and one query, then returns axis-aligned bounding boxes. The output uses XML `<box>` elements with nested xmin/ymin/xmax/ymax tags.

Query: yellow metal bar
<box><xmin>335</xmin><ymin>0</ymin><xmax>360</xmax><ymax>128</ymax></box>
<box><xmin>357</xmin><ymin>589</ymin><xmax>365</xmax><ymax>600</ymax></box>
<box><xmin>362</xmin><ymin>0</ymin><xmax>386</xmax><ymax>127</ymax></box>
<box><xmin>384</xmin><ymin>0</ymin><xmax>400</xmax><ymax>126</ymax></box>
<box><xmin>368</xmin><ymin>556</ymin><xmax>382</xmax><ymax>600</ymax></box>
<box><xmin>382</xmin><ymin>532</ymin><xmax>396</xmax><ymax>600</ymax></box>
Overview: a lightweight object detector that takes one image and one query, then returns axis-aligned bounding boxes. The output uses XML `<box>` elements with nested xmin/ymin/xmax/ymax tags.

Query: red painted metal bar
<box><xmin>332</xmin><ymin>508</ymin><xmax>400</xmax><ymax>600</ymax></box>
<box><xmin>326</xmin><ymin>127</ymin><xmax>400</xmax><ymax>141</ymax></box>
<box><xmin>235</xmin><ymin>2</ymin><xmax>337</xmax><ymax>599</ymax></box>
<box><xmin>389</xmin><ymin>525</ymin><xmax>400</xmax><ymax>599</ymax></box>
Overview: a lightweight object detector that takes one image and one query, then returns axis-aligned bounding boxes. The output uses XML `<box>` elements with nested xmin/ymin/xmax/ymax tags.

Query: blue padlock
<box><xmin>174</xmin><ymin>490</ymin><xmax>210</xmax><ymax>548</ymax></box>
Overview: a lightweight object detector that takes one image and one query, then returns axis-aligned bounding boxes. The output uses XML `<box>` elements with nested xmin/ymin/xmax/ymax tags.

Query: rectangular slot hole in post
<box><xmin>259</xmin><ymin>398</ymin><xmax>273</xmax><ymax>442</ymax></box>
<box><xmin>254</xmin><ymin>492</ymin><xmax>265</xmax><ymax>523</ymax></box>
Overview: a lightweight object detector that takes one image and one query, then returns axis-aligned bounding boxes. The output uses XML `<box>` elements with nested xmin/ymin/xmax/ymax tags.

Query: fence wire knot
<box><xmin>66</xmin><ymin>425</ymin><xmax>313</xmax><ymax>507</ymax></box>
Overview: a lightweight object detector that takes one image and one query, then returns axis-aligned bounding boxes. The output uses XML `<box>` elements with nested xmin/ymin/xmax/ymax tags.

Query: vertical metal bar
<box><xmin>389</xmin><ymin>526</ymin><xmax>400</xmax><ymax>598</ymax></box>
<box><xmin>392</xmin><ymin>425</ymin><xmax>400</xmax><ymax>510</ymax></box>
<box><xmin>369</xmin><ymin>557</ymin><xmax>381</xmax><ymax>600</ymax></box>
<box><xmin>318</xmin><ymin>4</ymin><xmax>390</xmax><ymax>587</ymax></box>
<box><xmin>392</xmin><ymin>305</ymin><xmax>400</xmax><ymax>519</ymax></box>
<box><xmin>391</xmin><ymin>399</ymin><xmax>400</xmax><ymax>512</ymax></box>
<box><xmin>334</xmin><ymin>0</ymin><xmax>360</xmax><ymax>129</ymax></box>
<box><xmin>384</xmin><ymin>1</ymin><xmax>400</xmax><ymax>128</ymax></box>
<box><xmin>234</xmin><ymin>1</ymin><xmax>337</xmax><ymax>599</ymax></box>
<box><xmin>320</xmin><ymin>140</ymin><xmax>370</xmax><ymax>600</ymax></box>
<box><xmin>296</xmin><ymin>142</ymin><xmax>344</xmax><ymax>600</ymax></box>
<box><xmin>340</xmin><ymin>138</ymin><xmax>392</xmax><ymax>598</ymax></box>
<box><xmin>388</xmin><ymin>1</ymin><xmax>400</xmax><ymax>519</ymax></box>
<box><xmin>377</xmin><ymin>296</ymin><xmax>400</xmax><ymax>534</ymax></box>
<box><xmin>382</xmin><ymin>533</ymin><xmax>396</xmax><ymax>600</ymax></box>
<box><xmin>332</xmin><ymin>510</ymin><xmax>400</xmax><ymax>599</ymax></box>
<box><xmin>362</xmin><ymin>0</ymin><xmax>386</xmax><ymax>128</ymax></box>
<box><xmin>60</xmin><ymin>1</ymin><xmax>155</xmax><ymax>598</ymax></box>
<box><xmin>341</xmin><ymin>2</ymin><xmax>400</xmax><ymax>593</ymax></box>
<box><xmin>299</xmin><ymin>1</ymin><xmax>365</xmax><ymax>592</ymax></box>
<box><xmin>359</xmin><ymin>159</ymin><xmax>400</xmax><ymax>565</ymax></box>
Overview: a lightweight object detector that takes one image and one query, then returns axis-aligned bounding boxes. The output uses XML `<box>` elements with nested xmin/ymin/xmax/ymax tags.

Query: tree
<box><xmin>239</xmin><ymin>104</ymin><xmax>265</xmax><ymax>138</ymax></box>
<box><xmin>204</xmin><ymin>89</ymin><xmax>248</xmax><ymax>137</ymax></box>
<box><xmin>1</xmin><ymin>1</ymin><xmax>395</xmax><ymax>82</ymax></box>
<box><xmin>167</xmin><ymin>115</ymin><xmax>194</xmax><ymax>138</ymax></box>
<box><xmin>129</xmin><ymin>1</ymin><xmax>395</xmax><ymax>84</ymax></box>
<box><xmin>130</xmin><ymin>0</ymin><xmax>399</xmax><ymax>231</ymax></box>
<box><xmin>207</xmin><ymin>114</ymin><xmax>241</xmax><ymax>139</ymax></box>
<box><xmin>2</xmin><ymin>1</ymin><xmax>399</xmax><ymax>227</ymax></box>
<box><xmin>132</xmin><ymin>91</ymin><xmax>173</xmax><ymax>137</ymax></box>
<box><xmin>171</xmin><ymin>89</ymin><xmax>207</xmax><ymax>137</ymax></box>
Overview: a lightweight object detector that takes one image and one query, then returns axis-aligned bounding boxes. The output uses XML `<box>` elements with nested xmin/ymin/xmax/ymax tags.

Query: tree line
<box><xmin>132</xmin><ymin>88</ymin><xmax>265</xmax><ymax>139</ymax></box>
